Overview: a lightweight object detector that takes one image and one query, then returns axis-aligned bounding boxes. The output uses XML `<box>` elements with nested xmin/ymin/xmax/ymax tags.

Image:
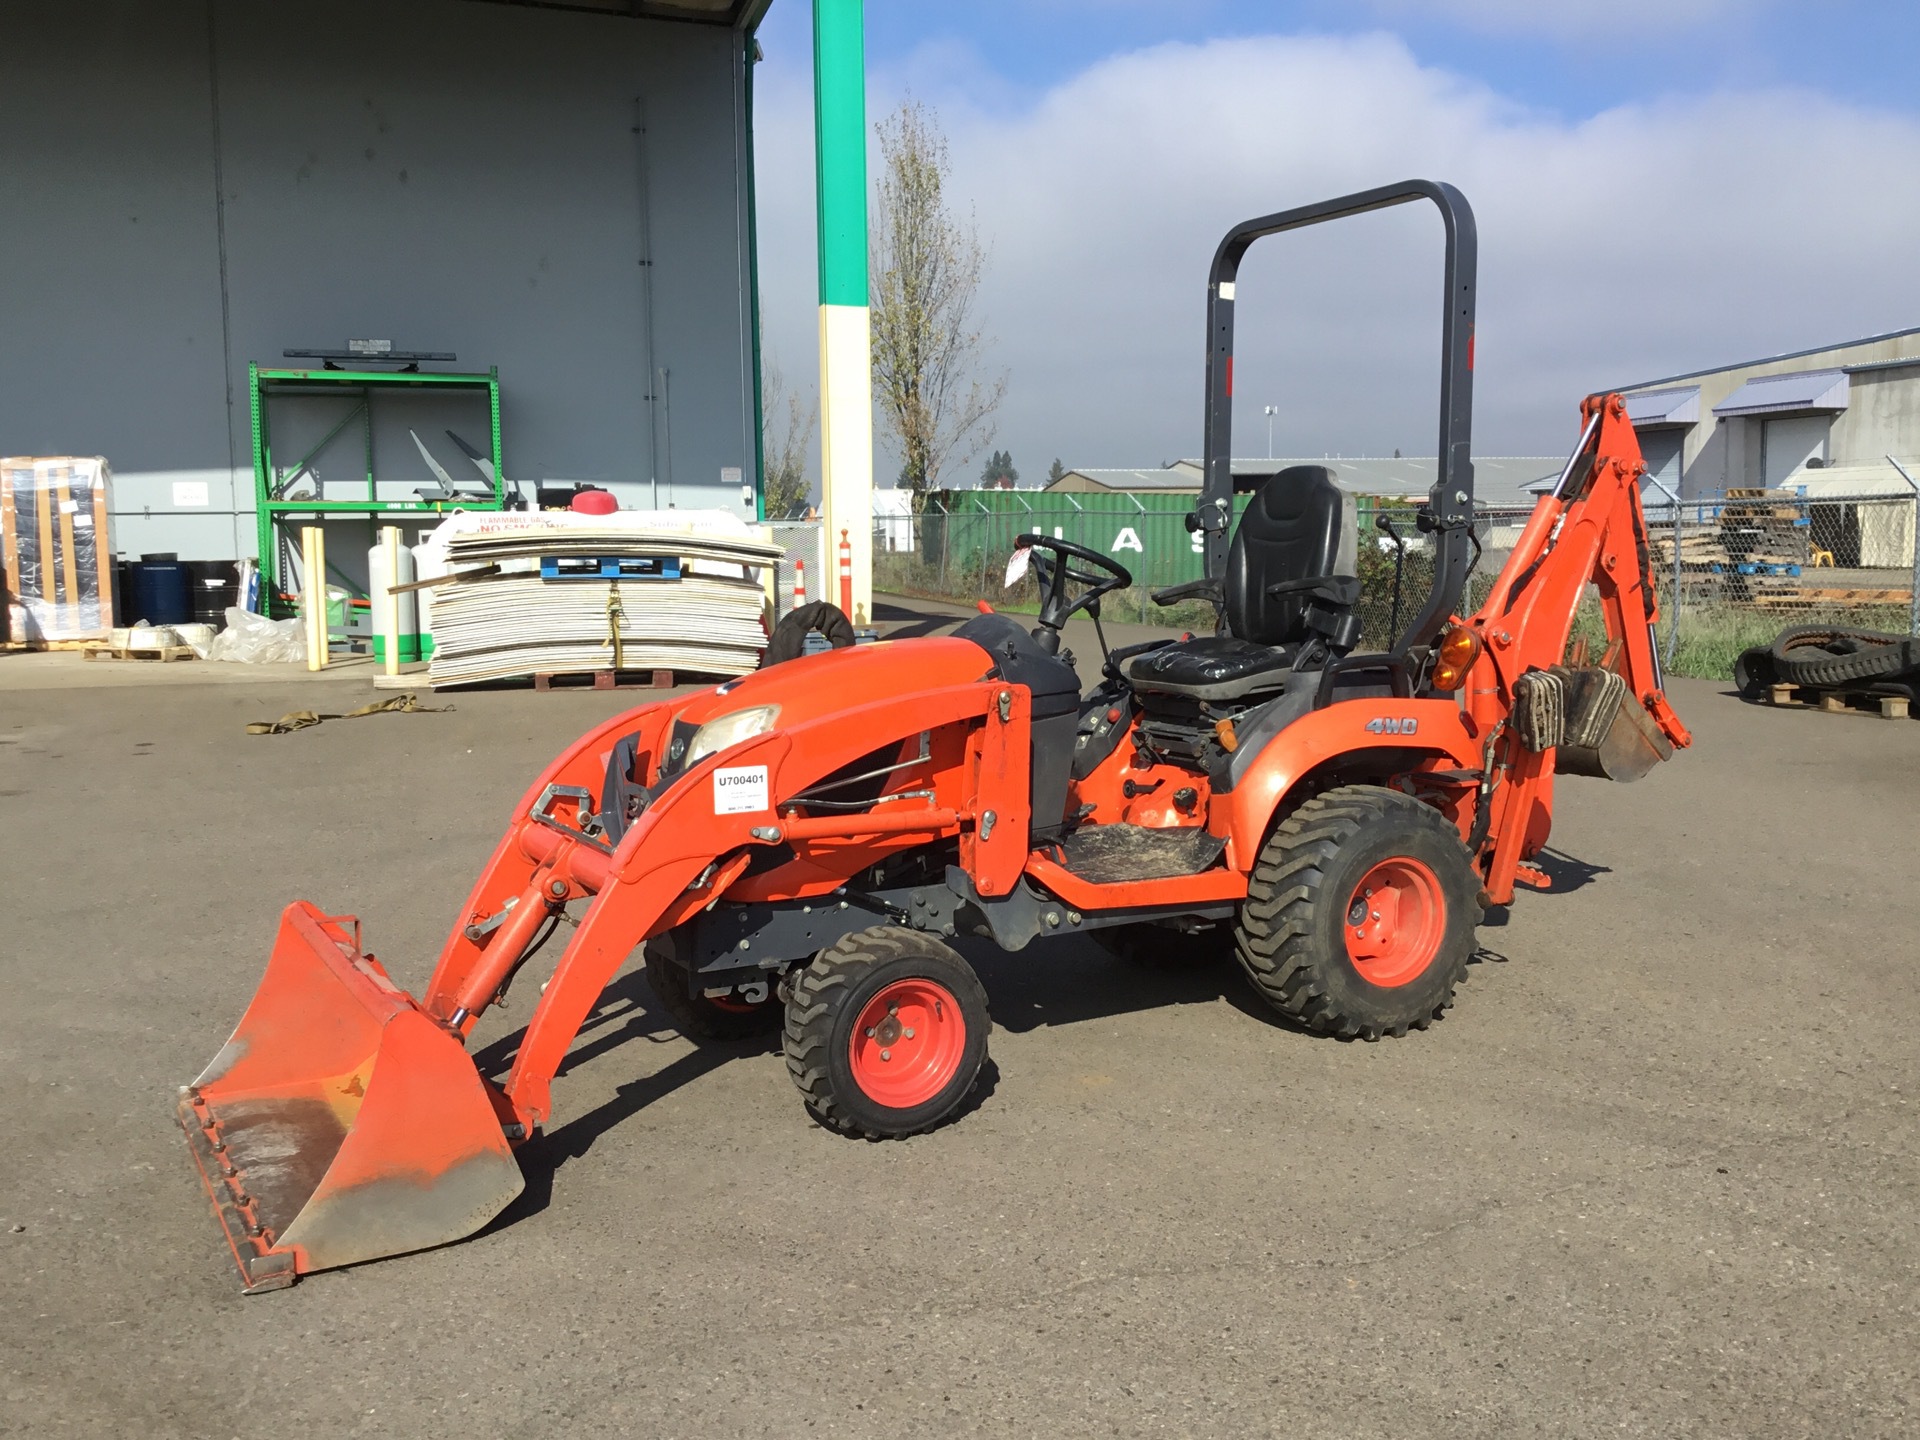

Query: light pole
<box><xmin>1263</xmin><ymin>405</ymin><xmax>1277</xmax><ymax>459</ymax></box>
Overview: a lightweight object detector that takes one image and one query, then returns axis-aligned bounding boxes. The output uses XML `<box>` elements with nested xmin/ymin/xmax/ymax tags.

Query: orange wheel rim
<box><xmin>847</xmin><ymin>978</ymin><xmax>966</xmax><ymax>1109</ymax></box>
<box><xmin>1343</xmin><ymin>858</ymin><xmax>1445</xmax><ymax>987</ymax></box>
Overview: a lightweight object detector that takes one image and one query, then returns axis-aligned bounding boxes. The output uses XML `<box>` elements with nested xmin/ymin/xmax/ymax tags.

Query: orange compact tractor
<box><xmin>177</xmin><ymin>181</ymin><xmax>1691</xmax><ymax>1289</ymax></box>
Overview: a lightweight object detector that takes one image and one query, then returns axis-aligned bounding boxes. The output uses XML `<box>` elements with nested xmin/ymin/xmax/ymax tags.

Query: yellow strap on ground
<box><xmin>246</xmin><ymin>693</ymin><xmax>453</xmax><ymax>735</ymax></box>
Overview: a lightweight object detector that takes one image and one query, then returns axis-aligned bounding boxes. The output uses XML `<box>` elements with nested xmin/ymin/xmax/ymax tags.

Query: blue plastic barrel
<box><xmin>131</xmin><ymin>554</ymin><xmax>193</xmax><ymax>626</ymax></box>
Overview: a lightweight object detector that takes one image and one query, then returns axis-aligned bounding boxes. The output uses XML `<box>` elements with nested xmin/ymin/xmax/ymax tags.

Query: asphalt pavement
<box><xmin>2</xmin><ymin>608</ymin><xmax>1916</xmax><ymax>1438</ymax></box>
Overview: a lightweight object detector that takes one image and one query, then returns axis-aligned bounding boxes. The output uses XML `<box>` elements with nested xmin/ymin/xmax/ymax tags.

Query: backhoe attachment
<box><xmin>1463</xmin><ymin>392</ymin><xmax>1693</xmax><ymax>905</ymax></box>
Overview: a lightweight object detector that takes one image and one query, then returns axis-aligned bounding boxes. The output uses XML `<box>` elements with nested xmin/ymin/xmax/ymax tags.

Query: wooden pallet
<box><xmin>532</xmin><ymin>667</ymin><xmax>677</xmax><ymax>692</ymax></box>
<box><xmin>1750</xmin><ymin>587</ymin><xmax>1912</xmax><ymax>609</ymax></box>
<box><xmin>2</xmin><ymin>637</ymin><xmax>104</xmax><ymax>652</ymax></box>
<box><xmin>79</xmin><ymin>642</ymin><xmax>197</xmax><ymax>663</ymax></box>
<box><xmin>1766</xmin><ymin>683</ymin><xmax>1911</xmax><ymax>720</ymax></box>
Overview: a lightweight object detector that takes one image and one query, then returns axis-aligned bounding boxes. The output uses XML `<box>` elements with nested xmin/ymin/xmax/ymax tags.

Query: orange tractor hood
<box><xmin>671</xmin><ymin>635</ymin><xmax>998</xmax><ymax>733</ymax></box>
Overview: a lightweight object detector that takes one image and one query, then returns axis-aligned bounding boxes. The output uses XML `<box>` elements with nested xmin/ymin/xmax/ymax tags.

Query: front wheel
<box><xmin>1234</xmin><ymin>785</ymin><xmax>1479</xmax><ymax>1039</ymax></box>
<box><xmin>782</xmin><ymin>926</ymin><xmax>991</xmax><ymax>1138</ymax></box>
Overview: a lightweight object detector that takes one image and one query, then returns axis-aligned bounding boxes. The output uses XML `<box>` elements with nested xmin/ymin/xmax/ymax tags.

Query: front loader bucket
<box><xmin>176</xmin><ymin>903</ymin><xmax>523</xmax><ymax>1292</ymax></box>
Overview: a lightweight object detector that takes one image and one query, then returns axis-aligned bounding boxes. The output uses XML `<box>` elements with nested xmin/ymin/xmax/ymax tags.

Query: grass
<box><xmin>1657</xmin><ymin>604</ymin><xmax>1914</xmax><ymax>682</ymax></box>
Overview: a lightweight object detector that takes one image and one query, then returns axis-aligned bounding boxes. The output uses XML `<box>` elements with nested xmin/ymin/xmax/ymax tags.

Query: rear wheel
<box><xmin>1234</xmin><ymin>785</ymin><xmax>1478</xmax><ymax>1039</ymax></box>
<box><xmin>643</xmin><ymin>944</ymin><xmax>782</xmax><ymax>1041</ymax></box>
<box><xmin>782</xmin><ymin>926</ymin><xmax>990</xmax><ymax>1138</ymax></box>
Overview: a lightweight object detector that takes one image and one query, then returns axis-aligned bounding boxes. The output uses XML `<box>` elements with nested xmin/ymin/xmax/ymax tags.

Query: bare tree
<box><xmin>870</xmin><ymin>100</ymin><xmax>1005</xmax><ymax>497</ymax></box>
<box><xmin>760</xmin><ymin>355</ymin><xmax>816</xmax><ymax>519</ymax></box>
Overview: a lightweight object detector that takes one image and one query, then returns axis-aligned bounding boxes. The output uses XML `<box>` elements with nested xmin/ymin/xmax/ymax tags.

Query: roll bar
<box><xmin>1193</xmin><ymin>179</ymin><xmax>1477</xmax><ymax>652</ymax></box>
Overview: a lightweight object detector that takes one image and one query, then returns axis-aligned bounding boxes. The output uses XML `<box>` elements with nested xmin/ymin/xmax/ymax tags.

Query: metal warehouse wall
<box><xmin>1</xmin><ymin>0</ymin><xmax>757</xmax><ymax>564</ymax></box>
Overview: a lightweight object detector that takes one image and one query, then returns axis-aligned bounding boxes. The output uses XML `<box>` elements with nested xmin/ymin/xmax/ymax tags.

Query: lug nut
<box><xmin>880</xmin><ymin>1049</ymin><xmax>892</xmax><ymax>1061</ymax></box>
<box><xmin>865</xmin><ymin>1027</ymin><xmax>876</xmax><ymax>1037</ymax></box>
<box><xmin>903</xmin><ymin>1028</ymin><xmax>915</xmax><ymax>1039</ymax></box>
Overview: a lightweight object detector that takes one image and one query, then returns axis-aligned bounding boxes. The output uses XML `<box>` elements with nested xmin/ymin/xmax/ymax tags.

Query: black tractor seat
<box><xmin>1124</xmin><ymin>465</ymin><xmax>1362</xmax><ymax>703</ymax></box>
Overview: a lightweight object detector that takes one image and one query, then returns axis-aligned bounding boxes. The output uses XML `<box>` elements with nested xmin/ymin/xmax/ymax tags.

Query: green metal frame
<box><xmin>250</xmin><ymin>363</ymin><xmax>505</xmax><ymax>610</ymax></box>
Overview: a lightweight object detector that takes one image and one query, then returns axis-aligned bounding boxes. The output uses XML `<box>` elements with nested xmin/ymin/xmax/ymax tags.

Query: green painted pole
<box><xmin>812</xmin><ymin>0</ymin><xmax>868</xmax><ymax>310</ymax></box>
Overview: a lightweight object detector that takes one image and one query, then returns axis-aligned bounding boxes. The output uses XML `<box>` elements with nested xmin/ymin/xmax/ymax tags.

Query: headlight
<box><xmin>685</xmin><ymin>704</ymin><xmax>781</xmax><ymax>764</ymax></box>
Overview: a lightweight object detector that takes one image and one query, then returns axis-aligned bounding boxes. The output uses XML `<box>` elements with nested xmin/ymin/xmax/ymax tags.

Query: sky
<box><xmin>749</xmin><ymin>1</ymin><xmax>1920</xmax><ymax>486</ymax></box>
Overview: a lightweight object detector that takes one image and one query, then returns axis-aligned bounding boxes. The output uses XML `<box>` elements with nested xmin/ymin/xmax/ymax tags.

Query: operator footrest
<box><xmin>1056</xmin><ymin>824</ymin><xmax>1226</xmax><ymax>885</ymax></box>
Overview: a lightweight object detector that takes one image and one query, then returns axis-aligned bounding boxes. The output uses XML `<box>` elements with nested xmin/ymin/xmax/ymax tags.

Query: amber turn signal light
<box><xmin>1429</xmin><ymin>626</ymin><xmax>1482</xmax><ymax>691</ymax></box>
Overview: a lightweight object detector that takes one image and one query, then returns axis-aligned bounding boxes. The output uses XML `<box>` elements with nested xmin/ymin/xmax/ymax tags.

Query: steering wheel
<box><xmin>1014</xmin><ymin>533</ymin><xmax>1132</xmax><ymax>644</ymax></box>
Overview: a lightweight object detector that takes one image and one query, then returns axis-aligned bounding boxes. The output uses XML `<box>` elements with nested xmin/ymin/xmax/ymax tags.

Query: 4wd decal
<box><xmin>1364</xmin><ymin>716</ymin><xmax>1419</xmax><ymax>736</ymax></box>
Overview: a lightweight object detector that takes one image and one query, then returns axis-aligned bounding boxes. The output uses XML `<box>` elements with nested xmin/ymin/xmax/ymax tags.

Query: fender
<box><xmin>1223</xmin><ymin>697</ymin><xmax>1481</xmax><ymax>871</ymax></box>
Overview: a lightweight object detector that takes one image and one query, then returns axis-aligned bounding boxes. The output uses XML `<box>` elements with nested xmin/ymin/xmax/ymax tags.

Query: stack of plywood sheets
<box><xmin>423</xmin><ymin>520</ymin><xmax>779</xmax><ymax>687</ymax></box>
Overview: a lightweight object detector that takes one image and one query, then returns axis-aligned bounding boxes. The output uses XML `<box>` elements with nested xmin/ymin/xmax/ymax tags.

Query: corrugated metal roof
<box><xmin>1841</xmin><ymin>355</ymin><xmax>1920</xmax><ymax>375</ymax></box>
<box><xmin>1626</xmin><ymin>386</ymin><xmax>1700</xmax><ymax>427</ymax></box>
<box><xmin>1711</xmin><ymin>369</ymin><xmax>1850</xmax><ymax>417</ymax></box>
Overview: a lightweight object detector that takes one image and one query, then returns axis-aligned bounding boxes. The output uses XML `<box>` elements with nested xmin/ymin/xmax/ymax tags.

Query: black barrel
<box><xmin>184</xmin><ymin>560</ymin><xmax>239</xmax><ymax>628</ymax></box>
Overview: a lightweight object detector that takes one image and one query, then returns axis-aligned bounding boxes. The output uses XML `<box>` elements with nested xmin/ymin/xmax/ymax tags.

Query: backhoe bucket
<box><xmin>1557</xmin><ymin>678</ymin><xmax>1676</xmax><ymax>783</ymax></box>
<box><xmin>176</xmin><ymin>903</ymin><xmax>523</xmax><ymax>1292</ymax></box>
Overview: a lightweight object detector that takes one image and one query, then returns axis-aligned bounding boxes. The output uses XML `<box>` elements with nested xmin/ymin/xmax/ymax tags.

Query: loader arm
<box><xmin>428</xmin><ymin>680</ymin><xmax>1031</xmax><ymax>1131</ymax></box>
<box><xmin>1463</xmin><ymin>393</ymin><xmax>1692</xmax><ymax>905</ymax></box>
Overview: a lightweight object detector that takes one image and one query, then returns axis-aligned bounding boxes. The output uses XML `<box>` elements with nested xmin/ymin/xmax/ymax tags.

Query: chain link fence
<box><xmin>769</xmin><ymin>519</ymin><xmax>823</xmax><ymax>616</ymax></box>
<box><xmin>820</xmin><ymin>488</ymin><xmax>1920</xmax><ymax>681</ymax></box>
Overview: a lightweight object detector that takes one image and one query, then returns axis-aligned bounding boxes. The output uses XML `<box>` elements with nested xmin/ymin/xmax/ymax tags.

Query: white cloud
<box><xmin>754</xmin><ymin>30</ymin><xmax>1920</xmax><ymax>482</ymax></box>
<box><xmin>1365</xmin><ymin>0</ymin><xmax>1754</xmax><ymax>38</ymax></box>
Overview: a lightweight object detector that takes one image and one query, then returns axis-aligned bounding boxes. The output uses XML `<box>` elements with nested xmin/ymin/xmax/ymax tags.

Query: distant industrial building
<box><xmin>1047</xmin><ymin>457</ymin><xmax>1562</xmax><ymax>509</ymax></box>
<box><xmin>1620</xmin><ymin>326</ymin><xmax>1920</xmax><ymax>500</ymax></box>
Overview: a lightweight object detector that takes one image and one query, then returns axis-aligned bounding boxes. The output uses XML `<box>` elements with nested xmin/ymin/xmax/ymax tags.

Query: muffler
<box><xmin>176</xmin><ymin>903</ymin><xmax>523</xmax><ymax>1292</ymax></box>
